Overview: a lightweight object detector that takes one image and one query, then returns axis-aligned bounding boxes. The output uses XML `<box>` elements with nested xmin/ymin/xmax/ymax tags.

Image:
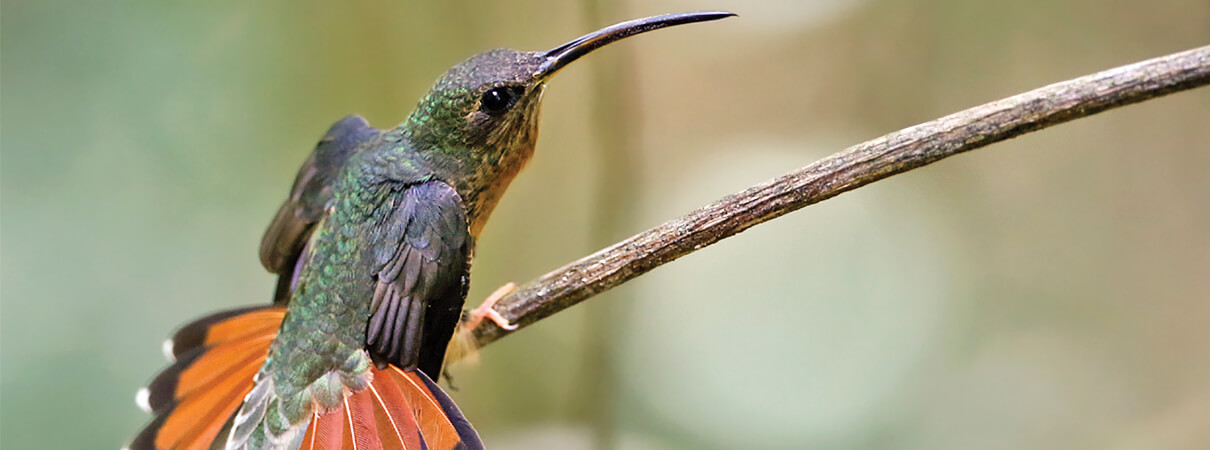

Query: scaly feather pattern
<box><xmin>128</xmin><ymin>12</ymin><xmax>737</xmax><ymax>450</ymax></box>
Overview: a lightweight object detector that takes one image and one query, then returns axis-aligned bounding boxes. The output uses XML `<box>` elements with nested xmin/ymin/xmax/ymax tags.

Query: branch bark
<box><xmin>468</xmin><ymin>45</ymin><xmax>1210</xmax><ymax>348</ymax></box>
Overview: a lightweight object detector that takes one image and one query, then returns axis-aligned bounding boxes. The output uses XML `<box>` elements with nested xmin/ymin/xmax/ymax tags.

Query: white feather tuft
<box><xmin>161</xmin><ymin>338</ymin><xmax>175</xmax><ymax>361</ymax></box>
<box><xmin>135</xmin><ymin>387</ymin><xmax>152</xmax><ymax>413</ymax></box>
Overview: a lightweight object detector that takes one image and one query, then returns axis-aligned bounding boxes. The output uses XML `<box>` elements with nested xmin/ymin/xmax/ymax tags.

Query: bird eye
<box><xmin>480</xmin><ymin>87</ymin><xmax>520</xmax><ymax>115</ymax></box>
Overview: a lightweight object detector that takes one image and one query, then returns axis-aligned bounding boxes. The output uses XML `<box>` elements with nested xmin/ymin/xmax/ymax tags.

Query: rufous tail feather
<box><xmin>129</xmin><ymin>306</ymin><xmax>482</xmax><ymax>450</ymax></box>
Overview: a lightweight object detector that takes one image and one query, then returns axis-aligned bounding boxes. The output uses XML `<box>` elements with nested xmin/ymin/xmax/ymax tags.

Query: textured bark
<box><xmin>469</xmin><ymin>45</ymin><xmax>1210</xmax><ymax>348</ymax></box>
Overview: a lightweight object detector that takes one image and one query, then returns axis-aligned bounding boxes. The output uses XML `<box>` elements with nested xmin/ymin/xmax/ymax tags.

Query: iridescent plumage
<box><xmin>129</xmin><ymin>12</ymin><xmax>735</xmax><ymax>450</ymax></box>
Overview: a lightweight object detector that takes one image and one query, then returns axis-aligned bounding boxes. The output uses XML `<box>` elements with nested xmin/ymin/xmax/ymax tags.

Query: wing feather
<box><xmin>363</xmin><ymin>181</ymin><xmax>470</xmax><ymax>376</ymax></box>
<box><xmin>260</xmin><ymin>115</ymin><xmax>381</xmax><ymax>303</ymax></box>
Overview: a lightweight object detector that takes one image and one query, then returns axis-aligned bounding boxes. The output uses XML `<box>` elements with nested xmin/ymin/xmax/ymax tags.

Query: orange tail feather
<box><xmin>129</xmin><ymin>306</ymin><xmax>482</xmax><ymax>450</ymax></box>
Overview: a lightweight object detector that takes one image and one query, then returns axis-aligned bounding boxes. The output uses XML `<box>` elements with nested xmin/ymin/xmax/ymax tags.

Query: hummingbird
<box><xmin>128</xmin><ymin>11</ymin><xmax>734</xmax><ymax>450</ymax></box>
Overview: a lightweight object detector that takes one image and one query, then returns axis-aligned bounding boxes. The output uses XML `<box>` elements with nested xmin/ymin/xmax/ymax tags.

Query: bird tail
<box><xmin>128</xmin><ymin>306</ymin><xmax>483</xmax><ymax>450</ymax></box>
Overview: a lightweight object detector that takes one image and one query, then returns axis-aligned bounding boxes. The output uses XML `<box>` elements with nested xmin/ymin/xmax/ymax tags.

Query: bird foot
<box><xmin>445</xmin><ymin>283</ymin><xmax>519</xmax><ymax>366</ymax></box>
<box><xmin>464</xmin><ymin>282</ymin><xmax>519</xmax><ymax>331</ymax></box>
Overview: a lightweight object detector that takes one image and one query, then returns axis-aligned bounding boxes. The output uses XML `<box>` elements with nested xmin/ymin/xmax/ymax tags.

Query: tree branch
<box><xmin>468</xmin><ymin>45</ymin><xmax>1210</xmax><ymax>348</ymax></box>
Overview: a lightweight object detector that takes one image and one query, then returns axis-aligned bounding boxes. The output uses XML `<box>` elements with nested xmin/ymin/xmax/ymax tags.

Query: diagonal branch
<box><xmin>467</xmin><ymin>45</ymin><xmax>1210</xmax><ymax>348</ymax></box>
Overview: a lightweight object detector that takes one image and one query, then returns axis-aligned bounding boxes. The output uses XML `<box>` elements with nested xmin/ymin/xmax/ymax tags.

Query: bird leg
<box><xmin>444</xmin><ymin>283</ymin><xmax>519</xmax><ymax>367</ymax></box>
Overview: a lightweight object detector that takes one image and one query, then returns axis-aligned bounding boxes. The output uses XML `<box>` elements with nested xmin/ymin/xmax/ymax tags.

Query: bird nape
<box><xmin>127</xmin><ymin>11</ymin><xmax>734</xmax><ymax>450</ymax></box>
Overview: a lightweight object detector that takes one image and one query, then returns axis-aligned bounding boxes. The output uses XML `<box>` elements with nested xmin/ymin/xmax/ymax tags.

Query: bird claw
<box><xmin>465</xmin><ymin>282</ymin><xmax>519</xmax><ymax>331</ymax></box>
<box><xmin>445</xmin><ymin>283</ymin><xmax>520</xmax><ymax>366</ymax></box>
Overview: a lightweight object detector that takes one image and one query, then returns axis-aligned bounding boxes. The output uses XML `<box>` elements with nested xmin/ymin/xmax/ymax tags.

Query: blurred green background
<box><xmin>3</xmin><ymin>0</ymin><xmax>1209</xmax><ymax>448</ymax></box>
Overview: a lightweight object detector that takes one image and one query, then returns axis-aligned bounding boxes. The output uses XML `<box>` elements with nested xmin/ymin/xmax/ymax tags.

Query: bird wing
<box><xmin>259</xmin><ymin>115</ymin><xmax>382</xmax><ymax>303</ymax></box>
<box><xmin>218</xmin><ymin>181</ymin><xmax>472</xmax><ymax>449</ymax></box>
<box><xmin>364</xmin><ymin>180</ymin><xmax>472</xmax><ymax>377</ymax></box>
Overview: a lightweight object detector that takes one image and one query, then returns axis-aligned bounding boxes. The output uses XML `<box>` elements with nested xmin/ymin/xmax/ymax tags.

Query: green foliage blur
<box><xmin>3</xmin><ymin>0</ymin><xmax>1208</xmax><ymax>449</ymax></box>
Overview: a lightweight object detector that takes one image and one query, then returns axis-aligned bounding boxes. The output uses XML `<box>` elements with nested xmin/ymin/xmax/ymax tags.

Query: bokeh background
<box><xmin>3</xmin><ymin>0</ymin><xmax>1209</xmax><ymax>448</ymax></box>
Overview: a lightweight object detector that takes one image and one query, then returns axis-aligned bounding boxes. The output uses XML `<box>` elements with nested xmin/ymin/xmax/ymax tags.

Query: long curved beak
<box><xmin>534</xmin><ymin>11</ymin><xmax>736</xmax><ymax>80</ymax></box>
